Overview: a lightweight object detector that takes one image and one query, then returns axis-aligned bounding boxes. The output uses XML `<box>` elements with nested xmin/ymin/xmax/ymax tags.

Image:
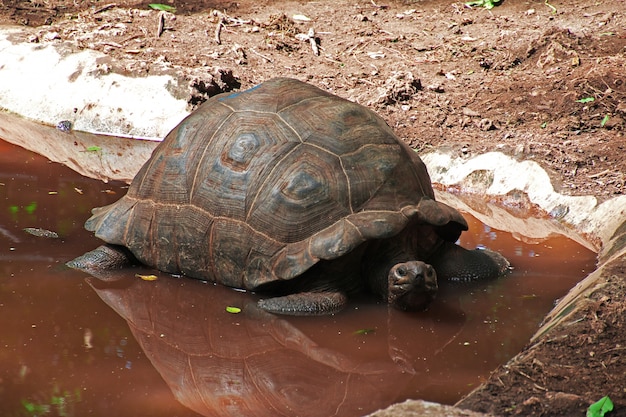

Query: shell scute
<box><xmin>209</xmin><ymin>219</ymin><xmax>284</xmax><ymax>288</ymax></box>
<box><xmin>344</xmin><ymin>211</ymin><xmax>409</xmax><ymax>240</ymax></box>
<box><xmin>132</xmin><ymin>103</ymin><xmax>232</xmax><ymax>204</ymax></box>
<box><xmin>308</xmin><ymin>218</ymin><xmax>365</xmax><ymax>262</ymax></box>
<box><xmin>279</xmin><ymin>96</ymin><xmax>395</xmax><ymax>156</ymax></box>
<box><xmin>270</xmin><ymin>240</ymin><xmax>317</xmax><ymax>281</ymax></box>
<box><xmin>217</xmin><ymin>79</ymin><xmax>334</xmax><ymax>114</ymax></box>
<box><xmin>189</xmin><ymin>112</ymin><xmax>300</xmax><ymax>221</ymax></box>
<box><xmin>246</xmin><ymin>144</ymin><xmax>350</xmax><ymax>243</ymax></box>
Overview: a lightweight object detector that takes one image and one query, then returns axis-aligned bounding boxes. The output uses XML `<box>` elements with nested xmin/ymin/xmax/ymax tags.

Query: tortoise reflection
<box><xmin>85</xmin><ymin>270</ymin><xmax>467</xmax><ymax>417</ymax></box>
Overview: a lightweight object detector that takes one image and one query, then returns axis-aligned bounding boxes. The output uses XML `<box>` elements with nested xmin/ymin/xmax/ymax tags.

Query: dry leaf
<box><xmin>136</xmin><ymin>274</ymin><xmax>158</xmax><ymax>281</ymax></box>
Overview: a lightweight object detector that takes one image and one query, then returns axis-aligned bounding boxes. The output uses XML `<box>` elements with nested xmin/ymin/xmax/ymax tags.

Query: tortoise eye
<box><xmin>396</xmin><ymin>266</ymin><xmax>407</xmax><ymax>277</ymax></box>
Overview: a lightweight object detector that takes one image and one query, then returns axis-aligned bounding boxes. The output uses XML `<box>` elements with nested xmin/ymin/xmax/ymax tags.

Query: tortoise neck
<box><xmin>361</xmin><ymin>231</ymin><xmax>415</xmax><ymax>300</ymax></box>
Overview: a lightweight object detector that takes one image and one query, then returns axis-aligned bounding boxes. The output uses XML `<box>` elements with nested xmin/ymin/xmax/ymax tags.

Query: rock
<box><xmin>368</xmin><ymin>399</ymin><xmax>492</xmax><ymax>417</ymax></box>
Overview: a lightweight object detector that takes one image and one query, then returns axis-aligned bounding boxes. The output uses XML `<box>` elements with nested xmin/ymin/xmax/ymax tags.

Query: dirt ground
<box><xmin>1</xmin><ymin>0</ymin><xmax>625</xmax><ymax>415</ymax></box>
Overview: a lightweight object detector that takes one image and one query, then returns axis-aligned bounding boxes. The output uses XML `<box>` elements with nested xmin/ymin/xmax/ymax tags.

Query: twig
<box><xmin>513</xmin><ymin>368</ymin><xmax>535</xmax><ymax>381</ymax></box>
<box><xmin>119</xmin><ymin>34</ymin><xmax>142</xmax><ymax>45</ymax></box>
<box><xmin>215</xmin><ymin>16</ymin><xmax>224</xmax><ymax>44</ymax></box>
<box><xmin>308</xmin><ymin>28</ymin><xmax>319</xmax><ymax>56</ymax></box>
<box><xmin>599</xmin><ymin>346</ymin><xmax>626</xmax><ymax>355</ymax></box>
<box><xmin>588</xmin><ymin>169</ymin><xmax>611</xmax><ymax>179</ymax></box>
<box><xmin>156</xmin><ymin>11</ymin><xmax>165</xmax><ymax>37</ymax></box>
<box><xmin>249</xmin><ymin>48</ymin><xmax>273</xmax><ymax>63</ymax></box>
<box><xmin>434</xmin><ymin>326</ymin><xmax>466</xmax><ymax>356</ymax></box>
<box><xmin>324</xmin><ymin>56</ymin><xmax>343</xmax><ymax>65</ymax></box>
<box><xmin>212</xmin><ymin>10</ymin><xmax>253</xmax><ymax>26</ymax></box>
<box><xmin>93</xmin><ymin>3</ymin><xmax>117</xmax><ymax>14</ymax></box>
<box><xmin>295</xmin><ymin>28</ymin><xmax>320</xmax><ymax>56</ymax></box>
<box><xmin>357</xmin><ymin>78</ymin><xmax>376</xmax><ymax>86</ymax></box>
<box><xmin>227</xmin><ymin>16</ymin><xmax>253</xmax><ymax>26</ymax></box>
<box><xmin>544</xmin><ymin>0</ymin><xmax>557</xmax><ymax>14</ymax></box>
<box><xmin>99</xmin><ymin>41</ymin><xmax>123</xmax><ymax>48</ymax></box>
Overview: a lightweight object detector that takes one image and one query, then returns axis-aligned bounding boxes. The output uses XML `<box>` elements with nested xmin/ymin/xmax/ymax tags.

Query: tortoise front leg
<box><xmin>257</xmin><ymin>291</ymin><xmax>348</xmax><ymax>316</ymax></box>
<box><xmin>67</xmin><ymin>244</ymin><xmax>136</xmax><ymax>270</ymax></box>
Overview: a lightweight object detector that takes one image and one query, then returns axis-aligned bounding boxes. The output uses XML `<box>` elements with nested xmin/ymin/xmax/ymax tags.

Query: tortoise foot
<box><xmin>258</xmin><ymin>291</ymin><xmax>347</xmax><ymax>316</ymax></box>
<box><xmin>66</xmin><ymin>244</ymin><xmax>135</xmax><ymax>270</ymax></box>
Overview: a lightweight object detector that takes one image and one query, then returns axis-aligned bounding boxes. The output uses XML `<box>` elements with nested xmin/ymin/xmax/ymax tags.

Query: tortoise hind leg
<box><xmin>257</xmin><ymin>291</ymin><xmax>348</xmax><ymax>316</ymax></box>
<box><xmin>67</xmin><ymin>244</ymin><xmax>136</xmax><ymax>270</ymax></box>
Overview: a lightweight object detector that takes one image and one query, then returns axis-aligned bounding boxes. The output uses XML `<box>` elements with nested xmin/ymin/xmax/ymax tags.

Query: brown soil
<box><xmin>1</xmin><ymin>0</ymin><xmax>625</xmax><ymax>415</ymax></box>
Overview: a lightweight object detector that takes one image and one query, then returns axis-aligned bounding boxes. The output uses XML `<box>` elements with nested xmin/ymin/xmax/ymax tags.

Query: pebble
<box><xmin>56</xmin><ymin>120</ymin><xmax>72</xmax><ymax>132</ymax></box>
<box><xmin>43</xmin><ymin>31</ymin><xmax>60</xmax><ymax>42</ymax></box>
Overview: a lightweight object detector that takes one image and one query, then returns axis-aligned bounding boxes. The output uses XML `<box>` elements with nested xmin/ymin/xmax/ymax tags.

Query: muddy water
<box><xmin>0</xmin><ymin>139</ymin><xmax>596</xmax><ymax>417</ymax></box>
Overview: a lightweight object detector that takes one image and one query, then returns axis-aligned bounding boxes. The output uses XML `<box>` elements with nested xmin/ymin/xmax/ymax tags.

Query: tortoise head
<box><xmin>386</xmin><ymin>261</ymin><xmax>438</xmax><ymax>311</ymax></box>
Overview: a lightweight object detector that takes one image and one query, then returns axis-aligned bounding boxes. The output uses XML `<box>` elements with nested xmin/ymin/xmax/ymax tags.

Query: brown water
<box><xmin>0</xmin><ymin>139</ymin><xmax>597</xmax><ymax>417</ymax></box>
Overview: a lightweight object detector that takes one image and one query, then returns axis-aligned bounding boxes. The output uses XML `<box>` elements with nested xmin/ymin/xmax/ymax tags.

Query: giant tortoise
<box><xmin>68</xmin><ymin>78</ymin><xmax>509</xmax><ymax>315</ymax></box>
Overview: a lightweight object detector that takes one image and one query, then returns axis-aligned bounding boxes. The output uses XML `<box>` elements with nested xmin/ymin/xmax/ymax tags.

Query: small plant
<box><xmin>149</xmin><ymin>3</ymin><xmax>176</xmax><ymax>13</ymax></box>
<box><xmin>465</xmin><ymin>0</ymin><xmax>502</xmax><ymax>9</ymax></box>
<box><xmin>601</xmin><ymin>115</ymin><xmax>610</xmax><ymax>128</ymax></box>
<box><xmin>587</xmin><ymin>396</ymin><xmax>614</xmax><ymax>417</ymax></box>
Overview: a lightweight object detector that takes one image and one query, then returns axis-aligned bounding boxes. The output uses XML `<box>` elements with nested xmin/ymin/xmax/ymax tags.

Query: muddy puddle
<box><xmin>0</xmin><ymin>139</ymin><xmax>597</xmax><ymax>417</ymax></box>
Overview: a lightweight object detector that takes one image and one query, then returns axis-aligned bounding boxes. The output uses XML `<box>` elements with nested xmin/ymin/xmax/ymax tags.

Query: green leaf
<box><xmin>226</xmin><ymin>306</ymin><xmax>241</xmax><ymax>314</ymax></box>
<box><xmin>576</xmin><ymin>97</ymin><xmax>595</xmax><ymax>103</ymax></box>
<box><xmin>22</xmin><ymin>401</ymin><xmax>36</xmax><ymax>414</ymax></box>
<box><xmin>540</xmin><ymin>121</ymin><xmax>548</xmax><ymax>129</ymax></box>
<box><xmin>601</xmin><ymin>115</ymin><xmax>610</xmax><ymax>127</ymax></box>
<box><xmin>465</xmin><ymin>0</ymin><xmax>501</xmax><ymax>9</ymax></box>
<box><xmin>149</xmin><ymin>3</ymin><xmax>177</xmax><ymax>12</ymax></box>
<box><xmin>24</xmin><ymin>202</ymin><xmax>37</xmax><ymax>214</ymax></box>
<box><xmin>587</xmin><ymin>396</ymin><xmax>614</xmax><ymax>417</ymax></box>
<box><xmin>85</xmin><ymin>146</ymin><xmax>102</xmax><ymax>152</ymax></box>
<box><xmin>354</xmin><ymin>328</ymin><xmax>376</xmax><ymax>335</ymax></box>
<box><xmin>21</xmin><ymin>400</ymin><xmax>50</xmax><ymax>416</ymax></box>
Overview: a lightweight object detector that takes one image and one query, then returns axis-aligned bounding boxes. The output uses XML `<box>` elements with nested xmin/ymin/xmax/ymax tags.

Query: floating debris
<box><xmin>23</xmin><ymin>228</ymin><xmax>59</xmax><ymax>238</ymax></box>
<box><xmin>56</xmin><ymin>120</ymin><xmax>72</xmax><ymax>132</ymax></box>
<box><xmin>136</xmin><ymin>274</ymin><xmax>158</xmax><ymax>281</ymax></box>
<box><xmin>354</xmin><ymin>328</ymin><xmax>376</xmax><ymax>335</ymax></box>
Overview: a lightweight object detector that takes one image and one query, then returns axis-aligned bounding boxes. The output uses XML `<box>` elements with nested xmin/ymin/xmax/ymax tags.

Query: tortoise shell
<box><xmin>86</xmin><ymin>78</ymin><xmax>467</xmax><ymax>289</ymax></box>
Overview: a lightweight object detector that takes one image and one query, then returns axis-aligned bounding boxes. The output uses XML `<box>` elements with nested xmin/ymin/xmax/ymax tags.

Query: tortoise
<box><xmin>68</xmin><ymin>77</ymin><xmax>509</xmax><ymax>315</ymax></box>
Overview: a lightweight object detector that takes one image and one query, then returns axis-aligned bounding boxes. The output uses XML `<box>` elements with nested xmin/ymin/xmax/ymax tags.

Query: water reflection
<box><xmin>86</xmin><ymin>272</ymin><xmax>430</xmax><ymax>417</ymax></box>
